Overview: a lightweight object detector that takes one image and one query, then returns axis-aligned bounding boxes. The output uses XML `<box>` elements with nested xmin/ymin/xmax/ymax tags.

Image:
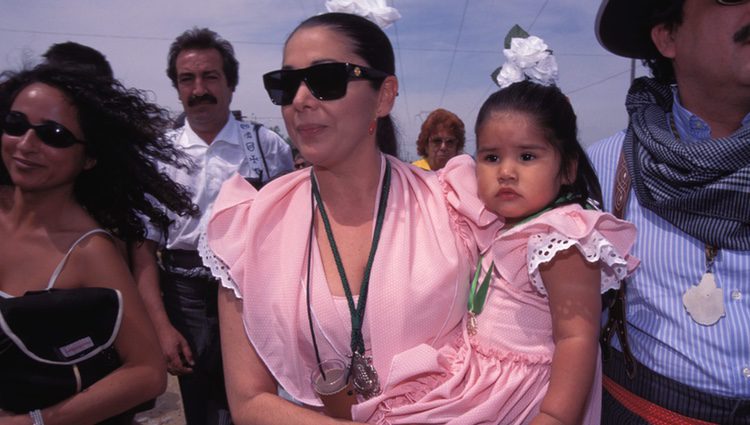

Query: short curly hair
<box><xmin>0</xmin><ymin>65</ymin><xmax>198</xmax><ymax>242</ymax></box>
<box><xmin>166</xmin><ymin>27</ymin><xmax>239</xmax><ymax>90</ymax></box>
<box><xmin>416</xmin><ymin>108</ymin><xmax>465</xmax><ymax>157</ymax></box>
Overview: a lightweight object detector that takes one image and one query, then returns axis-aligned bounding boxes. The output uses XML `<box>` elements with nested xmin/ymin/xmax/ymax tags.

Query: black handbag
<box><xmin>0</xmin><ymin>287</ymin><xmax>123</xmax><ymax>413</ymax></box>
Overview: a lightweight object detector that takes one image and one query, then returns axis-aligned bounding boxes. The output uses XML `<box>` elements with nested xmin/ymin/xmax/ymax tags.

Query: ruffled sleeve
<box><xmin>200</xmin><ymin>173</ymin><xmax>258</xmax><ymax>298</ymax></box>
<box><xmin>438</xmin><ymin>155</ymin><xmax>504</xmax><ymax>257</ymax></box>
<box><xmin>493</xmin><ymin>204</ymin><xmax>639</xmax><ymax>296</ymax></box>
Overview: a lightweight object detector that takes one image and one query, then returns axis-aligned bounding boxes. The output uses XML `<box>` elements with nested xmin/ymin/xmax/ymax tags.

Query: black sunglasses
<box><xmin>2</xmin><ymin>111</ymin><xmax>85</xmax><ymax>148</ymax></box>
<box><xmin>716</xmin><ymin>0</ymin><xmax>749</xmax><ymax>4</ymax></box>
<box><xmin>262</xmin><ymin>62</ymin><xmax>391</xmax><ymax>106</ymax></box>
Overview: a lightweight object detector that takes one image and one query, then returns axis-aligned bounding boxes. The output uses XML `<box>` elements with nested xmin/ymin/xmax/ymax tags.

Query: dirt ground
<box><xmin>134</xmin><ymin>375</ymin><xmax>185</xmax><ymax>425</ymax></box>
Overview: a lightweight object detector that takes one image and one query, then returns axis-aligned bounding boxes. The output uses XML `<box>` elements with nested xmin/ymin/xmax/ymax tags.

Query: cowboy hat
<box><xmin>595</xmin><ymin>0</ymin><xmax>675</xmax><ymax>59</ymax></box>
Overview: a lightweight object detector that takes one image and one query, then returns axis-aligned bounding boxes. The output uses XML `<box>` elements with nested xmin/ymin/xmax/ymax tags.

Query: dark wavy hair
<box><xmin>416</xmin><ymin>108</ymin><xmax>465</xmax><ymax>157</ymax></box>
<box><xmin>0</xmin><ymin>65</ymin><xmax>198</xmax><ymax>242</ymax></box>
<box><xmin>643</xmin><ymin>0</ymin><xmax>685</xmax><ymax>85</ymax></box>
<box><xmin>475</xmin><ymin>81</ymin><xmax>602</xmax><ymax>206</ymax></box>
<box><xmin>289</xmin><ymin>12</ymin><xmax>399</xmax><ymax>157</ymax></box>
<box><xmin>43</xmin><ymin>41</ymin><xmax>114</xmax><ymax>81</ymax></box>
<box><xmin>166</xmin><ymin>27</ymin><xmax>239</xmax><ymax>90</ymax></box>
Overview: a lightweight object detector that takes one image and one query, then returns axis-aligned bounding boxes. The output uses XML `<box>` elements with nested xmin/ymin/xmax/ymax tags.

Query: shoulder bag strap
<box><xmin>253</xmin><ymin>123</ymin><xmax>271</xmax><ymax>182</ymax></box>
<box><xmin>238</xmin><ymin>122</ymin><xmax>265</xmax><ymax>183</ymax></box>
<box><xmin>600</xmin><ymin>148</ymin><xmax>638</xmax><ymax>378</ymax></box>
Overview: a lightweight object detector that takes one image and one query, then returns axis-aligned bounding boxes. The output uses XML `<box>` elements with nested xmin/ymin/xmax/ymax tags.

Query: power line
<box><xmin>567</xmin><ymin>69</ymin><xmax>630</xmax><ymax>95</ymax></box>
<box><xmin>391</xmin><ymin>0</ymin><xmax>411</xmax><ymax>124</ymax></box>
<box><xmin>437</xmin><ymin>0</ymin><xmax>469</xmax><ymax>107</ymax></box>
<box><xmin>0</xmin><ymin>27</ymin><xmax>283</xmax><ymax>46</ymax></box>
<box><xmin>528</xmin><ymin>0</ymin><xmax>551</xmax><ymax>31</ymax></box>
<box><xmin>0</xmin><ymin>27</ymin><xmax>611</xmax><ymax>57</ymax></box>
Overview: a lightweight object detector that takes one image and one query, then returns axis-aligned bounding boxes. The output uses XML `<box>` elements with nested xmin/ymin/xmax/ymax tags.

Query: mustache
<box><xmin>187</xmin><ymin>93</ymin><xmax>218</xmax><ymax>107</ymax></box>
<box><xmin>734</xmin><ymin>24</ymin><xmax>750</xmax><ymax>44</ymax></box>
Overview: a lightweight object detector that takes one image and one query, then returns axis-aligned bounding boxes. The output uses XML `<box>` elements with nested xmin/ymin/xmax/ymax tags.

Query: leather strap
<box><xmin>600</xmin><ymin>148</ymin><xmax>638</xmax><ymax>378</ymax></box>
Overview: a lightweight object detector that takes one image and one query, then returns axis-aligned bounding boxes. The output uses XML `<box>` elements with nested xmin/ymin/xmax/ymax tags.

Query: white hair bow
<box><xmin>325</xmin><ymin>0</ymin><xmax>401</xmax><ymax>29</ymax></box>
<box><xmin>491</xmin><ymin>25</ymin><xmax>558</xmax><ymax>88</ymax></box>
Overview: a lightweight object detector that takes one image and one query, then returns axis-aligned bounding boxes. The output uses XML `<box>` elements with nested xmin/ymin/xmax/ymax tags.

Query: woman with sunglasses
<box><xmin>0</xmin><ymin>63</ymin><xmax>196</xmax><ymax>424</ymax></box>
<box><xmin>201</xmin><ymin>12</ymin><xmax>496</xmax><ymax>424</ymax></box>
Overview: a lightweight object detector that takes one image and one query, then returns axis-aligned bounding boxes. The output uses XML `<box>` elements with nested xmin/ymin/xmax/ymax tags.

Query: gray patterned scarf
<box><xmin>624</xmin><ymin>77</ymin><xmax>750</xmax><ymax>250</ymax></box>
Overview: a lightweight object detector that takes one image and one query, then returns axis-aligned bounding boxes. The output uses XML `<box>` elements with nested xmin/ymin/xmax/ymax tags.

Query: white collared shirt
<box><xmin>146</xmin><ymin>113</ymin><xmax>293</xmax><ymax>249</ymax></box>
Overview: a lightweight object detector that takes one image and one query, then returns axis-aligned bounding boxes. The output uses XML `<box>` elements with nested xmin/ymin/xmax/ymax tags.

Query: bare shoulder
<box><xmin>62</xmin><ymin>230</ymin><xmax>133</xmax><ymax>290</ymax></box>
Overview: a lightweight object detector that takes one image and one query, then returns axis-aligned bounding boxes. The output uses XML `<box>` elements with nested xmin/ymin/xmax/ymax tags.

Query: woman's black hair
<box><xmin>0</xmin><ymin>64</ymin><xmax>198</xmax><ymax>242</ymax></box>
<box><xmin>475</xmin><ymin>81</ymin><xmax>603</xmax><ymax>207</ymax></box>
<box><xmin>289</xmin><ymin>12</ymin><xmax>399</xmax><ymax>157</ymax></box>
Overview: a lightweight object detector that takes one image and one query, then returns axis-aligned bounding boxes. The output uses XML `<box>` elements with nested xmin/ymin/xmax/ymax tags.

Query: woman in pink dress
<box><xmin>353</xmin><ymin>81</ymin><xmax>639</xmax><ymax>424</ymax></box>
<box><xmin>200</xmin><ymin>12</ymin><xmax>501</xmax><ymax>424</ymax></box>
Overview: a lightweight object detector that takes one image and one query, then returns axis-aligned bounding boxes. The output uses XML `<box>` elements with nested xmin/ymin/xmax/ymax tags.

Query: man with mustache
<box><xmin>131</xmin><ymin>27</ymin><xmax>293</xmax><ymax>425</ymax></box>
<box><xmin>588</xmin><ymin>1</ymin><xmax>750</xmax><ymax>423</ymax></box>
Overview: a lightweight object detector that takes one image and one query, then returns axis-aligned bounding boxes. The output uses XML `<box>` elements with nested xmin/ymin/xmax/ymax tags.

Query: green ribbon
<box><xmin>467</xmin><ymin>255</ymin><xmax>494</xmax><ymax>316</ymax></box>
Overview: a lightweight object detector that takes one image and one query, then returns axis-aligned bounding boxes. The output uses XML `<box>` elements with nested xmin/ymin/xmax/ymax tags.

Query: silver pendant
<box><xmin>683</xmin><ymin>272</ymin><xmax>725</xmax><ymax>326</ymax></box>
<box><xmin>350</xmin><ymin>352</ymin><xmax>381</xmax><ymax>399</ymax></box>
<box><xmin>467</xmin><ymin>312</ymin><xmax>478</xmax><ymax>336</ymax></box>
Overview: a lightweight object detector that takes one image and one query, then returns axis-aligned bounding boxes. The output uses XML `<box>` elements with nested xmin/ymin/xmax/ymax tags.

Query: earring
<box><xmin>368</xmin><ymin>120</ymin><xmax>377</xmax><ymax>135</ymax></box>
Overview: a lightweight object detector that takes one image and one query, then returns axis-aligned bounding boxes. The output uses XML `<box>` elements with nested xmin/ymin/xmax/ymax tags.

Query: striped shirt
<box><xmin>586</xmin><ymin>91</ymin><xmax>750</xmax><ymax>398</ymax></box>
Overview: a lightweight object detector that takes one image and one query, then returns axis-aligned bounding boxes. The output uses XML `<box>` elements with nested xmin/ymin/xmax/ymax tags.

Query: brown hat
<box><xmin>595</xmin><ymin>0</ymin><xmax>675</xmax><ymax>59</ymax></box>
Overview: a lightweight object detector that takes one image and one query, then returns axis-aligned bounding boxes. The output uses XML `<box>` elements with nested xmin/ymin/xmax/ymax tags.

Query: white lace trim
<box><xmin>197</xmin><ymin>231</ymin><xmax>242</xmax><ymax>299</ymax></box>
<box><xmin>527</xmin><ymin>230</ymin><xmax>628</xmax><ymax>296</ymax></box>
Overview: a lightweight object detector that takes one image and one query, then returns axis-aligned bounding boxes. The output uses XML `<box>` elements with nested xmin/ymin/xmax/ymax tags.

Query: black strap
<box><xmin>600</xmin><ymin>149</ymin><xmax>637</xmax><ymax>378</ymax></box>
<box><xmin>253</xmin><ymin>123</ymin><xmax>271</xmax><ymax>181</ymax></box>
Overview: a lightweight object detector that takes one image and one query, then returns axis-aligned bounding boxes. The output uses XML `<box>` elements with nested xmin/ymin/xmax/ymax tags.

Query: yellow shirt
<box><xmin>411</xmin><ymin>158</ymin><xmax>431</xmax><ymax>171</ymax></box>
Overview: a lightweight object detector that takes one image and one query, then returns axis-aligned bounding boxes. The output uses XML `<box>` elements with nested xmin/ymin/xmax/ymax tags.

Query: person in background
<box><xmin>42</xmin><ymin>41</ymin><xmax>114</xmax><ymax>82</ymax></box>
<box><xmin>130</xmin><ymin>27</ymin><xmax>293</xmax><ymax>425</ymax></box>
<box><xmin>589</xmin><ymin>0</ymin><xmax>750</xmax><ymax>423</ymax></box>
<box><xmin>0</xmin><ymin>58</ymin><xmax>194</xmax><ymax>423</ymax></box>
<box><xmin>411</xmin><ymin>108</ymin><xmax>465</xmax><ymax>171</ymax></box>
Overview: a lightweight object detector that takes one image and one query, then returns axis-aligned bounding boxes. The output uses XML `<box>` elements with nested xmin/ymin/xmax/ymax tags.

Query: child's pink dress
<box><xmin>352</xmin><ymin>155</ymin><xmax>639</xmax><ymax>425</ymax></box>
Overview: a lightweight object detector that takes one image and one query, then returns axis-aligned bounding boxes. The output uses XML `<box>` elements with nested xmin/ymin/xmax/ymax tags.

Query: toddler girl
<box><xmin>353</xmin><ymin>80</ymin><xmax>639</xmax><ymax>424</ymax></box>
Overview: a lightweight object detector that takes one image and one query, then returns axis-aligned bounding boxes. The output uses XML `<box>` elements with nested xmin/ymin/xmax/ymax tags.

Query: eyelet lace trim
<box><xmin>527</xmin><ymin>230</ymin><xmax>628</xmax><ymax>296</ymax></box>
<box><xmin>197</xmin><ymin>231</ymin><xmax>242</xmax><ymax>299</ymax></box>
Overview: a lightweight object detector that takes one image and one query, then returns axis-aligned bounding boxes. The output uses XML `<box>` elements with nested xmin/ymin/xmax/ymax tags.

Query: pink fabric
<box><xmin>352</xmin><ymin>156</ymin><xmax>638</xmax><ymax>424</ymax></box>
<box><xmin>206</xmin><ymin>154</ymin><xmax>500</xmax><ymax>407</ymax></box>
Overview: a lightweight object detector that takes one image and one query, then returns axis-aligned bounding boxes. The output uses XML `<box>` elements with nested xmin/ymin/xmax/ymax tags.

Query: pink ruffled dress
<box><xmin>352</xmin><ymin>156</ymin><xmax>639</xmax><ymax>424</ymax></box>
<box><xmin>201</xmin><ymin>154</ymin><xmax>502</xmax><ymax>409</ymax></box>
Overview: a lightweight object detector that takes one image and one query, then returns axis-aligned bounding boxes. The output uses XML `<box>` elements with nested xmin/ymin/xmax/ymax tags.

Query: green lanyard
<box><xmin>310</xmin><ymin>161</ymin><xmax>391</xmax><ymax>356</ymax></box>
<box><xmin>467</xmin><ymin>255</ymin><xmax>494</xmax><ymax>316</ymax></box>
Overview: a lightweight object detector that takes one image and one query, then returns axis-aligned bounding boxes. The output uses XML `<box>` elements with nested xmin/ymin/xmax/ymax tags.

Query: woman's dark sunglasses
<box><xmin>2</xmin><ymin>111</ymin><xmax>84</xmax><ymax>148</ymax></box>
<box><xmin>717</xmin><ymin>0</ymin><xmax>749</xmax><ymax>4</ymax></box>
<box><xmin>262</xmin><ymin>62</ymin><xmax>391</xmax><ymax>106</ymax></box>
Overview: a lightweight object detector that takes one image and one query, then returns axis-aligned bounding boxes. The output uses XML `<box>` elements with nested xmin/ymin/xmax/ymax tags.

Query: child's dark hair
<box><xmin>475</xmin><ymin>81</ymin><xmax>602</xmax><ymax>207</ymax></box>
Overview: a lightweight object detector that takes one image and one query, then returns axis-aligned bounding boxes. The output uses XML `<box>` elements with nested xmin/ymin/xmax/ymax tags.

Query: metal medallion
<box><xmin>350</xmin><ymin>352</ymin><xmax>381</xmax><ymax>399</ymax></box>
<box><xmin>467</xmin><ymin>312</ymin><xmax>478</xmax><ymax>336</ymax></box>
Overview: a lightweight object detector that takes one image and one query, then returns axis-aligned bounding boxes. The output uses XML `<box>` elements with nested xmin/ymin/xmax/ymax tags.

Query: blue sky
<box><xmin>0</xmin><ymin>0</ymin><xmax>648</xmax><ymax>161</ymax></box>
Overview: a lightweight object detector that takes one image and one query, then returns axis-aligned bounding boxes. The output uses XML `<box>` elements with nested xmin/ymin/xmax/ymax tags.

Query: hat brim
<box><xmin>595</xmin><ymin>0</ymin><xmax>663</xmax><ymax>59</ymax></box>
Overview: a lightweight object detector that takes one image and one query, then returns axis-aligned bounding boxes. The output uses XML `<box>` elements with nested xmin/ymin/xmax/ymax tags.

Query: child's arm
<box><xmin>532</xmin><ymin>247</ymin><xmax>602</xmax><ymax>425</ymax></box>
